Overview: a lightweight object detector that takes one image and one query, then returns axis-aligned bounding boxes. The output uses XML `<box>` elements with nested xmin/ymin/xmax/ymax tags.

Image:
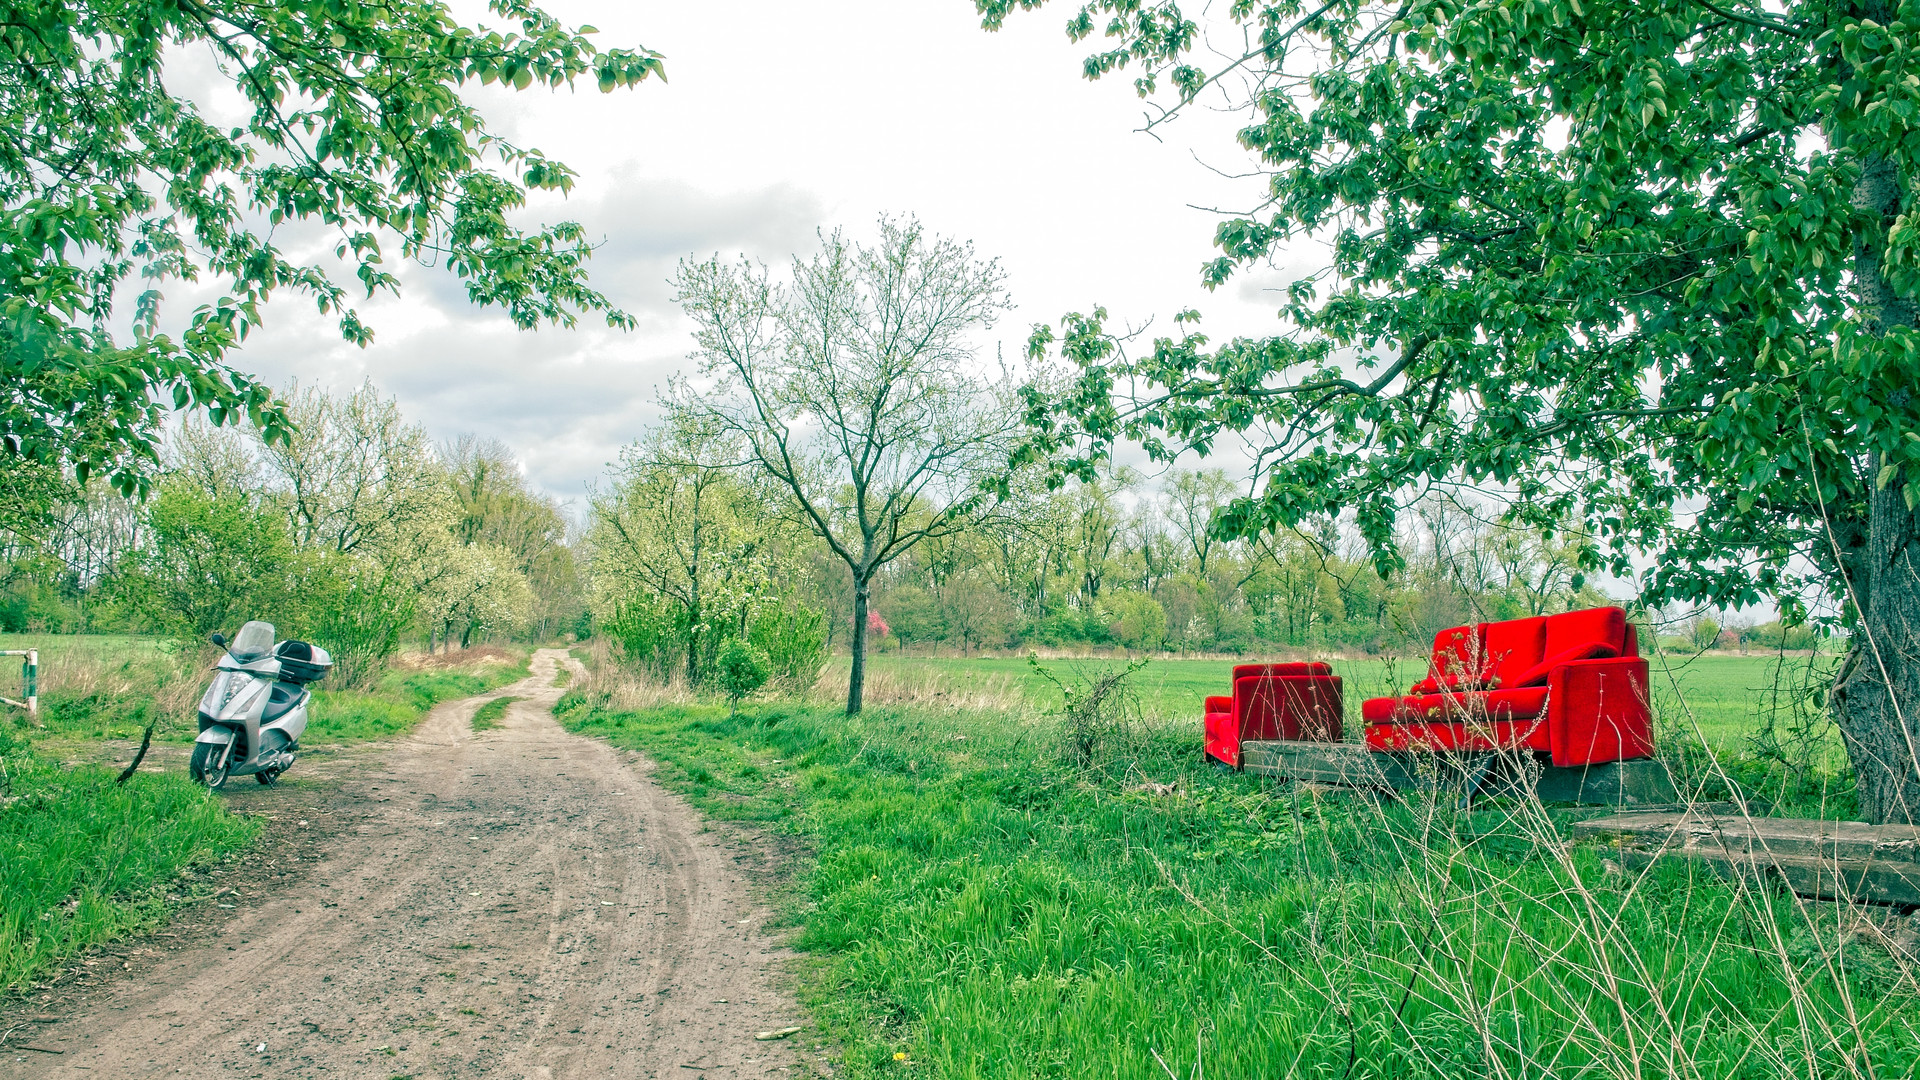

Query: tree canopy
<box><xmin>1</xmin><ymin>0</ymin><xmax>662</xmax><ymax>493</ymax></box>
<box><xmin>982</xmin><ymin>0</ymin><xmax>1920</xmax><ymax>821</ymax></box>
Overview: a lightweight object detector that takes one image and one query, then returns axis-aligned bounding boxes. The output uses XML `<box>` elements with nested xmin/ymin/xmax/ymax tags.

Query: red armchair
<box><xmin>1362</xmin><ymin>606</ymin><xmax>1654</xmax><ymax>767</ymax></box>
<box><xmin>1204</xmin><ymin>662</ymin><xmax>1344</xmax><ymax>769</ymax></box>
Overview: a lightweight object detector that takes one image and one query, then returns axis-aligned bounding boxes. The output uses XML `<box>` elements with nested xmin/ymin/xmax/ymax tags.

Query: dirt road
<box><xmin>4</xmin><ymin>649</ymin><xmax>805</xmax><ymax>1079</ymax></box>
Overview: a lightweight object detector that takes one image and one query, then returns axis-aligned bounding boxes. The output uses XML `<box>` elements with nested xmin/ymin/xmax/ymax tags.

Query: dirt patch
<box><xmin>2</xmin><ymin>650</ymin><xmax>813</xmax><ymax>1079</ymax></box>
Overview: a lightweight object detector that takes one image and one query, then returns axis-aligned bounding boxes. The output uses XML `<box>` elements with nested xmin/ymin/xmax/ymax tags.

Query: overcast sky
<box><xmin>188</xmin><ymin>0</ymin><xmax>1314</xmax><ymax>506</ymax></box>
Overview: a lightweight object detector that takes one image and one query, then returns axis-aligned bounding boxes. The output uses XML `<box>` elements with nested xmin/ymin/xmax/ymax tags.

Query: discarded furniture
<box><xmin>1203</xmin><ymin>662</ymin><xmax>1343</xmax><ymax>769</ymax></box>
<box><xmin>1363</xmin><ymin>606</ymin><xmax>1654</xmax><ymax>767</ymax></box>
<box><xmin>1573</xmin><ymin>810</ymin><xmax>1920</xmax><ymax>907</ymax></box>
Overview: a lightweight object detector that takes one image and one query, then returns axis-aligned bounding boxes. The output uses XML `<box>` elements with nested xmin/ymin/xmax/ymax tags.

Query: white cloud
<box><xmin>184</xmin><ymin>0</ymin><xmax>1304</xmax><ymax>500</ymax></box>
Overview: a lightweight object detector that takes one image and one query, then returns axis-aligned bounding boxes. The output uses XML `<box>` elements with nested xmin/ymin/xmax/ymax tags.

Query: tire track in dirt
<box><xmin>4</xmin><ymin>649</ymin><xmax>806</xmax><ymax>1079</ymax></box>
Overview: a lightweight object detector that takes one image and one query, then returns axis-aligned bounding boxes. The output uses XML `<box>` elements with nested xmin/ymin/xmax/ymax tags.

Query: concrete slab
<box><xmin>1236</xmin><ymin>741</ymin><xmax>1678</xmax><ymax>807</ymax></box>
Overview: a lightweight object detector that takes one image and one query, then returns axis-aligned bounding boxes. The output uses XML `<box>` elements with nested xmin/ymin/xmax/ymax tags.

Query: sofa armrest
<box><xmin>1546</xmin><ymin>656</ymin><xmax>1653</xmax><ymax>767</ymax></box>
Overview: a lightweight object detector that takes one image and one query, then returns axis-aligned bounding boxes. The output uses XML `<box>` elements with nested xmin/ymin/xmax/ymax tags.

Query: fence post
<box><xmin>2</xmin><ymin>649</ymin><xmax>39</xmax><ymax>725</ymax></box>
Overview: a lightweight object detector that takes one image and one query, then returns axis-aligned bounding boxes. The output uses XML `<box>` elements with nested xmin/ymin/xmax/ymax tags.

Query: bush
<box><xmin>715</xmin><ymin>637</ymin><xmax>770</xmax><ymax>712</ymax></box>
<box><xmin>1100</xmin><ymin>590</ymin><xmax>1167</xmax><ymax>651</ymax></box>
<box><xmin>749</xmin><ymin>601</ymin><xmax>827</xmax><ymax>687</ymax></box>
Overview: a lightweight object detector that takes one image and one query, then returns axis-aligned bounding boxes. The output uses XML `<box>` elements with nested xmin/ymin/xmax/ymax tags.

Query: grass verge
<box><xmin>305</xmin><ymin>655</ymin><xmax>530</xmax><ymax>742</ymax></box>
<box><xmin>556</xmin><ymin>671</ymin><xmax>1917</xmax><ymax>1079</ymax></box>
<box><xmin>470</xmin><ymin>696</ymin><xmax>520</xmax><ymax>732</ymax></box>
<box><xmin>0</xmin><ymin>732</ymin><xmax>258</xmax><ymax>990</ymax></box>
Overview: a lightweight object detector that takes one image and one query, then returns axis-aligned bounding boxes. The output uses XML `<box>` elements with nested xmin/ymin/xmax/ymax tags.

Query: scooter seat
<box><xmin>263</xmin><ymin>682</ymin><xmax>305</xmax><ymax>723</ymax></box>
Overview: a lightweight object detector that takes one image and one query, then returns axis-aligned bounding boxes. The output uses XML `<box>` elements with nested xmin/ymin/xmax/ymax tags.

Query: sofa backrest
<box><xmin>1543</xmin><ymin>607</ymin><xmax>1627</xmax><ymax>657</ymax></box>
<box><xmin>1481</xmin><ymin>616</ymin><xmax>1547</xmax><ymax>688</ymax></box>
<box><xmin>1232</xmin><ymin>662</ymin><xmax>1332</xmax><ymax>680</ymax></box>
<box><xmin>1426</xmin><ymin>625</ymin><xmax>1482</xmax><ymax>682</ymax></box>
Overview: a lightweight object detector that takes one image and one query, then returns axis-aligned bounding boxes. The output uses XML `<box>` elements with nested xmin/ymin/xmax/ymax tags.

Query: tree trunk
<box><xmin>1834</xmin><ymin>463</ymin><xmax>1920</xmax><ymax>825</ymax></box>
<box><xmin>847</xmin><ymin>577</ymin><xmax>870</xmax><ymax>716</ymax></box>
<box><xmin>1831</xmin><ymin>71</ymin><xmax>1920</xmax><ymax>824</ymax></box>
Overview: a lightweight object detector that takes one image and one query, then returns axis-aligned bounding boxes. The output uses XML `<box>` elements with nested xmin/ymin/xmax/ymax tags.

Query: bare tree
<box><xmin>668</xmin><ymin>217</ymin><xmax>1019</xmax><ymax>714</ymax></box>
<box><xmin>1164</xmin><ymin>469</ymin><xmax>1237</xmax><ymax>578</ymax></box>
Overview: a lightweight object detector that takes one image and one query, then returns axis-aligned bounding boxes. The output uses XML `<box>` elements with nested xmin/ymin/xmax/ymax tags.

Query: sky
<box><xmin>183</xmin><ymin>0</ymin><xmax>1315</xmax><ymax>506</ymax></box>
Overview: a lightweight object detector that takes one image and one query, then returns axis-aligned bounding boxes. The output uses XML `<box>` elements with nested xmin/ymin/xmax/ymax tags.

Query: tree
<box><xmin>669</xmin><ymin>218</ymin><xmax>1021</xmax><ymax>714</ymax></box>
<box><xmin>588</xmin><ymin>424</ymin><xmax>769</xmax><ymax>683</ymax></box>
<box><xmin>1164</xmin><ymin>469</ymin><xmax>1237</xmax><ymax>578</ymax></box>
<box><xmin>116</xmin><ymin>480</ymin><xmax>297</xmax><ymax>643</ymax></box>
<box><xmin>2</xmin><ymin>1</ymin><xmax>662</xmax><ymax>493</ymax></box>
<box><xmin>443</xmin><ymin>435</ymin><xmax>580</xmax><ymax>637</ymax></box>
<box><xmin>714</xmin><ymin>637</ymin><xmax>771</xmax><ymax>714</ymax></box>
<box><xmin>985</xmin><ymin>1</ymin><xmax>1920</xmax><ymax>822</ymax></box>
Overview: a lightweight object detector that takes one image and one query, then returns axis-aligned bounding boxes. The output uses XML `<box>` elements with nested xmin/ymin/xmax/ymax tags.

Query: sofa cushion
<box><xmin>1362</xmin><ymin>686</ymin><xmax>1551</xmax><ymax>725</ymax></box>
<box><xmin>1508</xmin><ymin>641</ymin><xmax>1620</xmax><ymax>688</ymax></box>
<box><xmin>1424</xmin><ymin>625</ymin><xmax>1483</xmax><ymax>685</ymax></box>
<box><xmin>1479</xmin><ymin>616</ymin><xmax>1547</xmax><ymax>688</ymax></box>
<box><xmin>1409</xmin><ymin>672</ymin><xmax>1476</xmax><ymax>695</ymax></box>
<box><xmin>1366</xmin><ymin>717</ymin><xmax>1552</xmax><ymax>754</ymax></box>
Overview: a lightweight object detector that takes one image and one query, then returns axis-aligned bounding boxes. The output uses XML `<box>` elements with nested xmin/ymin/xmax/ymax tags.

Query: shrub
<box><xmin>715</xmin><ymin>638</ymin><xmax>770</xmax><ymax>712</ymax></box>
<box><xmin>749</xmin><ymin>601</ymin><xmax>827</xmax><ymax>688</ymax></box>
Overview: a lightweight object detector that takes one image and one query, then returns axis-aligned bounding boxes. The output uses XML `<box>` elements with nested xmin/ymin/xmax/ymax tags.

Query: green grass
<box><xmin>305</xmin><ymin>656</ymin><xmax>531</xmax><ymax>742</ymax></box>
<box><xmin>0</xmin><ymin>738</ymin><xmax>259</xmax><ymax>990</ymax></box>
<box><xmin>470</xmin><ymin>695</ymin><xmax>520</xmax><ymax>732</ymax></box>
<box><xmin>556</xmin><ymin>687</ymin><xmax>1916</xmax><ymax>1079</ymax></box>
<box><xmin>853</xmin><ymin>652</ymin><xmax>1832</xmax><ymax>747</ymax></box>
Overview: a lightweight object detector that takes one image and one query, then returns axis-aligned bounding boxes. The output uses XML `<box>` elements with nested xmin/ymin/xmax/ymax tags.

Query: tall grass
<box><xmin>556</xmin><ymin>662</ymin><xmax>1918</xmax><ymax>1080</ymax></box>
<box><xmin>14</xmin><ymin>636</ymin><xmax>532</xmax><ymax>745</ymax></box>
<box><xmin>0</xmin><ymin>745</ymin><xmax>257</xmax><ymax>990</ymax></box>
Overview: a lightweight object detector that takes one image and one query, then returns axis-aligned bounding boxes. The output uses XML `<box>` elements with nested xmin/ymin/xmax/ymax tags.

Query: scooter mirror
<box><xmin>210</xmin><ymin>633</ymin><xmax>227</xmax><ymax>647</ymax></box>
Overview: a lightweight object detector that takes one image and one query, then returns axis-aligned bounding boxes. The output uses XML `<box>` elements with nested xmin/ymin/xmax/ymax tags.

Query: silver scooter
<box><xmin>190</xmin><ymin>620</ymin><xmax>332</xmax><ymax>790</ymax></box>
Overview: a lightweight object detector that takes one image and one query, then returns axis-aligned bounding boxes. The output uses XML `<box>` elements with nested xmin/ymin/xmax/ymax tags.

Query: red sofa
<box><xmin>1362</xmin><ymin>606</ymin><xmax>1654</xmax><ymax>767</ymax></box>
<box><xmin>1204</xmin><ymin>662</ymin><xmax>1344</xmax><ymax>769</ymax></box>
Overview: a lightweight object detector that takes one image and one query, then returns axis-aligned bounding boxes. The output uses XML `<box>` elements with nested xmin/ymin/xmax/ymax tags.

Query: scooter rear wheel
<box><xmin>189</xmin><ymin>741</ymin><xmax>232</xmax><ymax>792</ymax></box>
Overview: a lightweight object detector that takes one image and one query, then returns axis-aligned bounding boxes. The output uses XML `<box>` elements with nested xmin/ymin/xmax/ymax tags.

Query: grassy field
<box><xmin>557</xmin><ymin>668</ymin><xmax>1915</xmax><ymax>1080</ymax></box>
<box><xmin>0</xmin><ymin>723</ymin><xmax>258</xmax><ymax>989</ymax></box>
<box><xmin>851</xmin><ymin>651</ymin><xmax>1842</xmax><ymax>752</ymax></box>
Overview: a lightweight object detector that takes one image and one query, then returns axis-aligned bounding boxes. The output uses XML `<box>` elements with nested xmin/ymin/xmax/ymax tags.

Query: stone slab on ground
<box><xmin>1238</xmin><ymin>741</ymin><xmax>1679</xmax><ymax>807</ymax></box>
<box><xmin>1573</xmin><ymin>810</ymin><xmax>1920</xmax><ymax>906</ymax></box>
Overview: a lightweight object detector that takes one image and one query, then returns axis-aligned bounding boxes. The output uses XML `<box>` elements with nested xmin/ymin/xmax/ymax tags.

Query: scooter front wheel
<box><xmin>190</xmin><ymin>741</ymin><xmax>232</xmax><ymax>792</ymax></box>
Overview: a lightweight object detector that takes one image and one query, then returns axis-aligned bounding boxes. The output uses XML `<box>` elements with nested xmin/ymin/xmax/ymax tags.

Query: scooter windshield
<box><xmin>231</xmin><ymin>620</ymin><xmax>277</xmax><ymax>660</ymax></box>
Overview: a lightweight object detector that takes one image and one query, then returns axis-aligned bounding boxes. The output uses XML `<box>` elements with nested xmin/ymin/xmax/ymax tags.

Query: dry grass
<box><xmin>395</xmin><ymin>644</ymin><xmax>522</xmax><ymax>671</ymax></box>
<box><xmin>810</xmin><ymin>664</ymin><xmax>1031</xmax><ymax>713</ymax></box>
<box><xmin>564</xmin><ymin>639</ymin><xmax>697</xmax><ymax>712</ymax></box>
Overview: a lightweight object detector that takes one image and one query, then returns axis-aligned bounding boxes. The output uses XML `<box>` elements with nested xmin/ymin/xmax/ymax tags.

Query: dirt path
<box><xmin>4</xmin><ymin>649</ymin><xmax>806</xmax><ymax>1079</ymax></box>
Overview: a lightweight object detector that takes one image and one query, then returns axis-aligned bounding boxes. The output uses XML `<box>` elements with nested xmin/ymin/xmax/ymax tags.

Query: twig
<box><xmin>115</xmin><ymin>723</ymin><xmax>155</xmax><ymax>785</ymax></box>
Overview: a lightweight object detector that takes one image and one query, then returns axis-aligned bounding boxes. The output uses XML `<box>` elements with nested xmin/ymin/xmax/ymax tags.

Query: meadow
<box><xmin>852</xmin><ymin>649</ymin><xmax>1844</xmax><ymax>752</ymax></box>
<box><xmin>557</xmin><ymin>655</ymin><xmax>1913</xmax><ymax>1080</ymax></box>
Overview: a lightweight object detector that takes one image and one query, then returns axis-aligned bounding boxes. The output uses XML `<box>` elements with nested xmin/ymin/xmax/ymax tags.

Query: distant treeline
<box><xmin>0</xmin><ymin>383</ymin><xmax>582</xmax><ymax>684</ymax></box>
